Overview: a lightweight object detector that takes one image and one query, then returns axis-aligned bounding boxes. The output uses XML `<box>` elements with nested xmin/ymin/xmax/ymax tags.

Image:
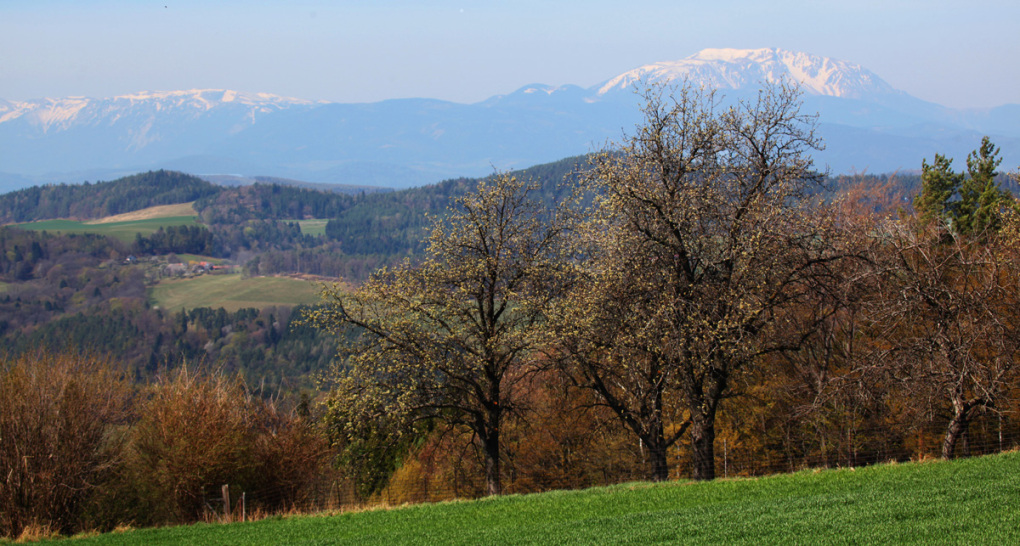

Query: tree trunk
<box><xmin>690</xmin><ymin>411</ymin><xmax>716</xmax><ymax>481</ymax></box>
<box><xmin>482</xmin><ymin>420</ymin><xmax>502</xmax><ymax>496</ymax></box>
<box><xmin>484</xmin><ymin>443</ymin><xmax>501</xmax><ymax>496</ymax></box>
<box><xmin>942</xmin><ymin>407</ymin><xmax>971</xmax><ymax>460</ymax></box>
<box><xmin>646</xmin><ymin>436</ymin><xmax>670</xmax><ymax>482</ymax></box>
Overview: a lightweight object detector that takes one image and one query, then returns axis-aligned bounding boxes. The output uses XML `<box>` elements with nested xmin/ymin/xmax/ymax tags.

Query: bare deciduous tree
<box><xmin>868</xmin><ymin>216</ymin><xmax>1020</xmax><ymax>459</ymax></box>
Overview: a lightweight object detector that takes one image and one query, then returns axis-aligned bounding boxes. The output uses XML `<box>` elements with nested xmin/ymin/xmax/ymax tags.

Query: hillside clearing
<box><xmin>296</xmin><ymin>219</ymin><xmax>329</xmax><ymax>237</ymax></box>
<box><xmin>48</xmin><ymin>451</ymin><xmax>1020</xmax><ymax>545</ymax></box>
<box><xmin>149</xmin><ymin>273</ymin><xmax>323</xmax><ymax>312</ymax></box>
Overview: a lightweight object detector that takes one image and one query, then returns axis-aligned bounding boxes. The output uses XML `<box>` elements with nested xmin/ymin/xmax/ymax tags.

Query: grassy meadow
<box><xmin>149</xmin><ymin>273</ymin><xmax>322</xmax><ymax>312</ymax></box>
<box><xmin>15</xmin><ymin>202</ymin><xmax>199</xmax><ymax>243</ymax></box>
<box><xmin>297</xmin><ymin>219</ymin><xmax>329</xmax><ymax>237</ymax></box>
<box><xmin>44</xmin><ymin>451</ymin><xmax>1020</xmax><ymax>545</ymax></box>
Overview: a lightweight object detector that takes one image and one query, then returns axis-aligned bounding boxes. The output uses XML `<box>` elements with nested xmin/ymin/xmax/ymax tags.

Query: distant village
<box><xmin>122</xmin><ymin>254</ymin><xmax>238</xmax><ymax>278</ymax></box>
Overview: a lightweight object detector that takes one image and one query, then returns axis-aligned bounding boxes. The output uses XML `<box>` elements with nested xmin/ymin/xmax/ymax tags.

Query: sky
<box><xmin>1</xmin><ymin>0</ymin><xmax>1018</xmax><ymax>109</ymax></box>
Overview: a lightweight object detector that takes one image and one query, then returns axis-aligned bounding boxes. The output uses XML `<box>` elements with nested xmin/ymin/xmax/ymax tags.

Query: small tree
<box><xmin>914</xmin><ymin>153</ymin><xmax>963</xmax><ymax>229</ymax></box>
<box><xmin>310</xmin><ymin>173</ymin><xmax>570</xmax><ymax>496</ymax></box>
<box><xmin>958</xmin><ymin>136</ymin><xmax>1009</xmax><ymax>236</ymax></box>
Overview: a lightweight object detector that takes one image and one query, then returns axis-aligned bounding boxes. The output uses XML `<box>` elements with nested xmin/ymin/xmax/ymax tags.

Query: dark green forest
<box><xmin>0</xmin><ymin>170</ymin><xmax>219</xmax><ymax>224</ymax></box>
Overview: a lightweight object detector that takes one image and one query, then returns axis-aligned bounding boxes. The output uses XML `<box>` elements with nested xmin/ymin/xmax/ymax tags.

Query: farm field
<box><xmin>83</xmin><ymin>202</ymin><xmax>197</xmax><ymax>224</ymax></box>
<box><xmin>52</xmin><ymin>451</ymin><xmax>1020</xmax><ymax>545</ymax></box>
<box><xmin>171</xmin><ymin>254</ymin><xmax>226</xmax><ymax>265</ymax></box>
<box><xmin>15</xmin><ymin>216</ymin><xmax>198</xmax><ymax>243</ymax></box>
<box><xmin>11</xmin><ymin>202</ymin><xmax>199</xmax><ymax>242</ymax></box>
<box><xmin>296</xmin><ymin>219</ymin><xmax>329</xmax><ymax>237</ymax></box>
<box><xmin>149</xmin><ymin>273</ymin><xmax>323</xmax><ymax>312</ymax></box>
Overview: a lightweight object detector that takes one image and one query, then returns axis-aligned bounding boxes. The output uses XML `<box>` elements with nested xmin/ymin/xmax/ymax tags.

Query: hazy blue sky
<box><xmin>2</xmin><ymin>0</ymin><xmax>1017</xmax><ymax>108</ymax></box>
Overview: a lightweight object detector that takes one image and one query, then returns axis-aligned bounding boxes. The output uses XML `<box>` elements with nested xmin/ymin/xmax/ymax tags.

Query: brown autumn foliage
<box><xmin>0</xmin><ymin>355</ymin><xmax>333</xmax><ymax>539</ymax></box>
<box><xmin>120</xmin><ymin>367</ymin><xmax>332</xmax><ymax>526</ymax></box>
<box><xmin>371</xmin><ymin>369</ymin><xmax>644</xmax><ymax>504</ymax></box>
<box><xmin>0</xmin><ymin>351</ymin><xmax>132</xmax><ymax>538</ymax></box>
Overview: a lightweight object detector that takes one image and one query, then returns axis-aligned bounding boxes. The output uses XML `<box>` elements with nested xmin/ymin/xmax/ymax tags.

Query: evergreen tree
<box><xmin>958</xmin><ymin>136</ymin><xmax>1009</xmax><ymax>236</ymax></box>
<box><xmin>913</xmin><ymin>137</ymin><xmax>1012</xmax><ymax>237</ymax></box>
<box><xmin>914</xmin><ymin>153</ymin><xmax>962</xmax><ymax>228</ymax></box>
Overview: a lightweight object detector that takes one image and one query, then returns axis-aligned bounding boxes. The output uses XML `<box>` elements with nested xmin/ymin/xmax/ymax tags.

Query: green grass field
<box><xmin>297</xmin><ymin>219</ymin><xmax>329</xmax><ymax>237</ymax></box>
<box><xmin>48</xmin><ymin>451</ymin><xmax>1020</xmax><ymax>545</ymax></box>
<box><xmin>172</xmin><ymin>254</ymin><xmax>226</xmax><ymax>265</ymax></box>
<box><xmin>15</xmin><ymin>216</ymin><xmax>199</xmax><ymax>243</ymax></box>
<box><xmin>149</xmin><ymin>273</ymin><xmax>323</xmax><ymax>312</ymax></box>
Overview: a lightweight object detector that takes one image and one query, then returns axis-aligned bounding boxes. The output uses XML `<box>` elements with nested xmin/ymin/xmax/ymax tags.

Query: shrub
<box><xmin>0</xmin><ymin>351</ymin><xmax>132</xmax><ymax>538</ymax></box>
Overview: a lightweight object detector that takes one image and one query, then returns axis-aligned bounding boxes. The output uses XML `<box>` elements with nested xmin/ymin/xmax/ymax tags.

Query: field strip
<box><xmin>85</xmin><ymin>202</ymin><xmax>196</xmax><ymax>224</ymax></box>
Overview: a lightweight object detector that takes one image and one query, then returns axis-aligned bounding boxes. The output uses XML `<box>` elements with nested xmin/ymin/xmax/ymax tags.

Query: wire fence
<box><xmin>204</xmin><ymin>417</ymin><xmax>1020</xmax><ymax>523</ymax></box>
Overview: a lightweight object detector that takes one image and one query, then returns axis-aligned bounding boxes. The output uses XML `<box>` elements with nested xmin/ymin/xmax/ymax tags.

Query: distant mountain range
<box><xmin>2</xmin><ymin>48</ymin><xmax>1017</xmax><ymax>192</ymax></box>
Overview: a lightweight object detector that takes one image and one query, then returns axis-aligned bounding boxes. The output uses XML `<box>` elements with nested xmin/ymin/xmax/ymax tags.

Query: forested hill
<box><xmin>0</xmin><ymin>157</ymin><xmax>584</xmax><ymax>226</ymax></box>
<box><xmin>0</xmin><ymin>170</ymin><xmax>219</xmax><ymax>224</ymax></box>
<box><xmin>321</xmin><ymin>155</ymin><xmax>585</xmax><ymax>256</ymax></box>
<box><xmin>0</xmin><ymin>156</ymin><xmax>941</xmax><ymax>264</ymax></box>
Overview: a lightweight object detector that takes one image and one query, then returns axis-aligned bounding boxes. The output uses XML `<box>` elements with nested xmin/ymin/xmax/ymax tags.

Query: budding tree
<box><xmin>554</xmin><ymin>82</ymin><xmax>841</xmax><ymax>481</ymax></box>
<box><xmin>309</xmin><ymin>173</ymin><xmax>570</xmax><ymax>496</ymax></box>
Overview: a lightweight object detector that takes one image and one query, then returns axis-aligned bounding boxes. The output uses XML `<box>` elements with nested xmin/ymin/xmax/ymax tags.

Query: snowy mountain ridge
<box><xmin>0</xmin><ymin>90</ymin><xmax>318</xmax><ymax>133</ymax></box>
<box><xmin>596</xmin><ymin>48</ymin><xmax>902</xmax><ymax>100</ymax></box>
<box><xmin>0</xmin><ymin>48</ymin><xmax>1016</xmax><ymax>191</ymax></box>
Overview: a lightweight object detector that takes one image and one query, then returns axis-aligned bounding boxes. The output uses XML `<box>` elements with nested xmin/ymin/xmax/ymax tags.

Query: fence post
<box><xmin>222</xmin><ymin>484</ymin><xmax>231</xmax><ymax>523</ymax></box>
<box><xmin>242</xmin><ymin>492</ymin><xmax>246</xmax><ymax>522</ymax></box>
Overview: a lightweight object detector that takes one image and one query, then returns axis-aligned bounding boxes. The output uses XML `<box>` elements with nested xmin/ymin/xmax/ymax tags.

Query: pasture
<box><xmin>149</xmin><ymin>273</ymin><xmax>322</xmax><ymax>312</ymax></box>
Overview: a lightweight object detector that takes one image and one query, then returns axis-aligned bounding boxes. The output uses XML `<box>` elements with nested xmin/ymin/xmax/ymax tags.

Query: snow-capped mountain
<box><xmin>594</xmin><ymin>48</ymin><xmax>902</xmax><ymax>100</ymax></box>
<box><xmin>1</xmin><ymin>49</ymin><xmax>1017</xmax><ymax>192</ymax></box>
<box><xmin>0</xmin><ymin>89</ymin><xmax>316</xmax><ymax>129</ymax></box>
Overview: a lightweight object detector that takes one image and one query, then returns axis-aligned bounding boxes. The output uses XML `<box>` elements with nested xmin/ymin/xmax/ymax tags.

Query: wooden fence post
<box><xmin>222</xmin><ymin>484</ymin><xmax>231</xmax><ymax>523</ymax></box>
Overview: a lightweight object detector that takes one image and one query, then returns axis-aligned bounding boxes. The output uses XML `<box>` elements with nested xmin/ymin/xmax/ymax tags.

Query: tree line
<box><xmin>0</xmin><ymin>170</ymin><xmax>219</xmax><ymax>224</ymax></box>
<box><xmin>309</xmin><ymin>82</ymin><xmax>1020</xmax><ymax>496</ymax></box>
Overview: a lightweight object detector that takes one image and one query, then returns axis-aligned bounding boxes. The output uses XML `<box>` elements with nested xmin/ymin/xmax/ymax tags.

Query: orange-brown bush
<box><xmin>121</xmin><ymin>367</ymin><xmax>330</xmax><ymax>526</ymax></box>
<box><xmin>0</xmin><ymin>351</ymin><xmax>132</xmax><ymax>538</ymax></box>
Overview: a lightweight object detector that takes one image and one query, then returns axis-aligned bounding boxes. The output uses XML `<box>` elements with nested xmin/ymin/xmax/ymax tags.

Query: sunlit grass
<box><xmin>50</xmin><ymin>451</ymin><xmax>1020</xmax><ymax>545</ymax></box>
<box><xmin>296</xmin><ymin>219</ymin><xmax>329</xmax><ymax>237</ymax></box>
<box><xmin>149</xmin><ymin>273</ymin><xmax>322</xmax><ymax>312</ymax></box>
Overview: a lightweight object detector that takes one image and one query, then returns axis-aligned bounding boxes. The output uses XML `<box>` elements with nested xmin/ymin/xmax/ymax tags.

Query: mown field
<box><xmin>149</xmin><ymin>273</ymin><xmax>322</xmax><ymax>312</ymax></box>
<box><xmin>44</xmin><ymin>451</ymin><xmax>1020</xmax><ymax>545</ymax></box>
